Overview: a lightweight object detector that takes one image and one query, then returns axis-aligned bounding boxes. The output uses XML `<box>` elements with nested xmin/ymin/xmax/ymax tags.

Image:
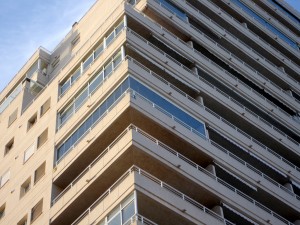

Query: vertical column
<box><xmin>212</xmin><ymin>205</ymin><xmax>224</xmax><ymax>218</ymax></box>
<box><xmin>124</xmin><ymin>15</ymin><xmax>128</xmax><ymax>27</ymax></box>
<box><xmin>206</xmin><ymin>164</ymin><xmax>216</xmax><ymax>175</ymax></box>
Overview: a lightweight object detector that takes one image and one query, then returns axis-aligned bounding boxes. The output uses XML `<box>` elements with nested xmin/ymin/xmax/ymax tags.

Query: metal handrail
<box><xmin>71</xmin><ymin>165</ymin><xmax>236</xmax><ymax>225</ymax></box>
<box><xmin>127</xmin><ymin>28</ymin><xmax>300</xmax><ymax>147</ymax></box>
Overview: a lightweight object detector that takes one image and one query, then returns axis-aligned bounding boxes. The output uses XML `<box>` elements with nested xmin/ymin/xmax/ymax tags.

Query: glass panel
<box><xmin>108</xmin><ymin>213</ymin><xmax>121</xmax><ymax>225</ymax></box>
<box><xmin>83</xmin><ymin>54</ymin><xmax>94</xmax><ymax>70</ymax></box>
<box><xmin>77</xmin><ymin>123</ymin><xmax>86</xmax><ymax>139</ymax></box>
<box><xmin>104</xmin><ymin>62</ymin><xmax>113</xmax><ymax>77</ymax></box>
<box><xmin>230</xmin><ymin>0</ymin><xmax>298</xmax><ymax>49</ymax></box>
<box><xmin>106</xmin><ymin>31</ymin><xmax>115</xmax><ymax>47</ymax></box>
<box><xmin>61</xmin><ymin>81</ymin><xmax>70</xmax><ymax>95</ymax></box>
<box><xmin>71</xmin><ymin>130</ymin><xmax>79</xmax><ymax>146</ymax></box>
<box><xmin>92</xmin><ymin>108</ymin><xmax>100</xmax><ymax>124</ymax></box>
<box><xmin>60</xmin><ymin>105</ymin><xmax>73</xmax><ymax>126</ymax></box>
<box><xmin>26</xmin><ymin>61</ymin><xmax>38</xmax><ymax>78</ymax></box>
<box><xmin>267</xmin><ymin>0</ymin><xmax>300</xmax><ymax>25</ymax></box>
<box><xmin>71</xmin><ymin>69</ymin><xmax>81</xmax><ymax>83</ymax></box>
<box><xmin>75</xmin><ymin>88</ymin><xmax>88</xmax><ymax>110</ymax></box>
<box><xmin>115</xmin><ymin>21</ymin><xmax>124</xmax><ymax>35</ymax></box>
<box><xmin>129</xmin><ymin>77</ymin><xmax>206</xmax><ymax>136</ymax></box>
<box><xmin>55</xmin><ymin>76</ymin><xmax>207</xmax><ymax>163</ymax></box>
<box><xmin>158</xmin><ymin>0</ymin><xmax>187</xmax><ymax>21</ymax></box>
<box><xmin>94</xmin><ymin>43</ymin><xmax>104</xmax><ymax>59</ymax></box>
<box><xmin>113</xmin><ymin>53</ymin><xmax>122</xmax><ymax>68</ymax></box>
<box><xmin>122</xmin><ymin>201</ymin><xmax>135</xmax><ymax>224</ymax></box>
<box><xmin>89</xmin><ymin>74</ymin><xmax>102</xmax><ymax>94</ymax></box>
<box><xmin>106</xmin><ymin>94</ymin><xmax>115</xmax><ymax>110</ymax></box>
<box><xmin>57</xmin><ymin>145</ymin><xmax>65</xmax><ymax>161</ymax></box>
<box><xmin>66</xmin><ymin>137</ymin><xmax>73</xmax><ymax>151</ymax></box>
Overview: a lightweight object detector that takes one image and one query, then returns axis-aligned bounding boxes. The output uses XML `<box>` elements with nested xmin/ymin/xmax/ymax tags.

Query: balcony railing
<box><xmin>126</xmin><ymin>36</ymin><xmax>300</xmax><ymax>172</ymax></box>
<box><xmin>52</xmin><ymin>122</ymin><xmax>299</xmax><ymax>225</ymax></box>
<box><xmin>265</xmin><ymin>0</ymin><xmax>300</xmax><ymax>27</ymax></box>
<box><xmin>149</xmin><ymin>0</ymin><xmax>300</xmax><ymax>103</ymax></box>
<box><xmin>198</xmin><ymin>0</ymin><xmax>300</xmax><ymax>77</ymax></box>
<box><xmin>183</xmin><ymin>0</ymin><xmax>300</xmax><ymax>87</ymax></box>
<box><xmin>0</xmin><ymin>83</ymin><xmax>22</xmax><ymax>114</ymax></box>
<box><xmin>71</xmin><ymin>166</ymin><xmax>236</xmax><ymax>225</ymax></box>
<box><xmin>130</xmin><ymin>5</ymin><xmax>297</xmax><ymax>122</ymax></box>
<box><xmin>127</xmin><ymin>28</ymin><xmax>300</xmax><ymax>148</ymax></box>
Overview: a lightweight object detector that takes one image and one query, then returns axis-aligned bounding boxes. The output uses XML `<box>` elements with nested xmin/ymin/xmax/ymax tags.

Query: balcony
<box><xmin>49</xmin><ymin>84</ymin><xmax>300</xmax><ymax>223</ymax></box>
<box><xmin>123</xmin><ymin>26</ymin><xmax>300</xmax><ymax>163</ymax></box>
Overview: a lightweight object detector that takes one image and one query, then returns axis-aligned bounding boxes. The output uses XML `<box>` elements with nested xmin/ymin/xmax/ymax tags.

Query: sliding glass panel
<box><xmin>129</xmin><ymin>77</ymin><xmax>206</xmax><ymax>136</ymax></box>
<box><xmin>60</xmin><ymin>81</ymin><xmax>70</xmax><ymax>95</ymax></box>
<box><xmin>115</xmin><ymin>21</ymin><xmax>125</xmax><ymax>35</ymax></box>
<box><xmin>89</xmin><ymin>73</ymin><xmax>102</xmax><ymax>94</ymax></box>
<box><xmin>71</xmin><ymin>68</ymin><xmax>81</xmax><ymax>83</ymax></box>
<box><xmin>83</xmin><ymin>54</ymin><xmax>94</xmax><ymax>70</ymax></box>
<box><xmin>230</xmin><ymin>0</ymin><xmax>298</xmax><ymax>49</ymax></box>
<box><xmin>158</xmin><ymin>0</ymin><xmax>187</xmax><ymax>21</ymax></box>
<box><xmin>75</xmin><ymin>87</ymin><xmax>88</xmax><ymax>110</ymax></box>
<box><xmin>122</xmin><ymin>201</ymin><xmax>135</xmax><ymax>223</ymax></box>
<box><xmin>94</xmin><ymin>43</ymin><xmax>104</xmax><ymax>59</ymax></box>
<box><xmin>106</xmin><ymin>31</ymin><xmax>115</xmax><ymax>47</ymax></box>
<box><xmin>104</xmin><ymin>62</ymin><xmax>113</xmax><ymax>77</ymax></box>
<box><xmin>56</xmin><ymin>76</ymin><xmax>206</xmax><ymax>162</ymax></box>
<box><xmin>60</xmin><ymin>105</ymin><xmax>73</xmax><ymax>126</ymax></box>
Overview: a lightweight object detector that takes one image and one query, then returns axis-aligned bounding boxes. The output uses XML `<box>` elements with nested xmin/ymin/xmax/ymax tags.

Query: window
<box><xmin>27</xmin><ymin>113</ymin><xmax>37</xmax><ymax>131</ymax></box>
<box><xmin>17</xmin><ymin>215</ymin><xmax>27</xmax><ymax>225</ymax></box>
<box><xmin>4</xmin><ymin>138</ymin><xmax>14</xmax><ymax>156</ymax></box>
<box><xmin>0</xmin><ymin>204</ymin><xmax>5</xmax><ymax>220</ymax></box>
<box><xmin>20</xmin><ymin>177</ymin><xmax>31</xmax><ymax>198</ymax></box>
<box><xmin>57</xmin><ymin>48</ymin><xmax>124</xmax><ymax>130</ymax></box>
<box><xmin>158</xmin><ymin>0</ymin><xmax>187</xmax><ymax>21</ymax></box>
<box><xmin>30</xmin><ymin>199</ymin><xmax>43</xmax><ymax>223</ymax></box>
<box><xmin>56</xmin><ymin>76</ymin><xmax>206</xmax><ymax>163</ymax></box>
<box><xmin>0</xmin><ymin>170</ymin><xmax>10</xmax><ymax>187</ymax></box>
<box><xmin>59</xmin><ymin>19</ymin><xmax>125</xmax><ymax>98</ymax></box>
<box><xmin>97</xmin><ymin>193</ymin><xmax>135</xmax><ymax>225</ymax></box>
<box><xmin>24</xmin><ymin>144</ymin><xmax>35</xmax><ymax>163</ymax></box>
<box><xmin>34</xmin><ymin>162</ymin><xmax>45</xmax><ymax>184</ymax></box>
<box><xmin>37</xmin><ymin>129</ymin><xmax>48</xmax><ymax>149</ymax></box>
<box><xmin>40</xmin><ymin>98</ymin><xmax>50</xmax><ymax>117</ymax></box>
<box><xmin>8</xmin><ymin>108</ymin><xmax>18</xmax><ymax>127</ymax></box>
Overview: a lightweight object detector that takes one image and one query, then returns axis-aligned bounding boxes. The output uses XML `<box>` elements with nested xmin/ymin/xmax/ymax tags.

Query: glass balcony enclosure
<box><xmin>0</xmin><ymin>84</ymin><xmax>22</xmax><ymax>114</ymax></box>
<box><xmin>57</xmin><ymin>49</ymin><xmax>124</xmax><ymax>130</ymax></box>
<box><xmin>96</xmin><ymin>193</ymin><xmax>136</xmax><ymax>225</ymax></box>
<box><xmin>56</xmin><ymin>76</ymin><xmax>206</xmax><ymax>163</ymax></box>
<box><xmin>230</xmin><ymin>0</ymin><xmax>299</xmax><ymax>49</ymax></box>
<box><xmin>59</xmin><ymin>20</ymin><xmax>125</xmax><ymax>97</ymax></box>
<box><xmin>266</xmin><ymin>0</ymin><xmax>300</xmax><ymax>26</ymax></box>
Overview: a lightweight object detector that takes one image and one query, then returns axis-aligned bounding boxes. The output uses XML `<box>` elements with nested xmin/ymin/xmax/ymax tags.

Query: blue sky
<box><xmin>0</xmin><ymin>0</ymin><xmax>299</xmax><ymax>93</ymax></box>
<box><xmin>0</xmin><ymin>0</ymin><xmax>96</xmax><ymax>92</ymax></box>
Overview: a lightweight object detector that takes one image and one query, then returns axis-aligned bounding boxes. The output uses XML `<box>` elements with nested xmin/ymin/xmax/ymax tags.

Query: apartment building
<box><xmin>0</xmin><ymin>0</ymin><xmax>300</xmax><ymax>224</ymax></box>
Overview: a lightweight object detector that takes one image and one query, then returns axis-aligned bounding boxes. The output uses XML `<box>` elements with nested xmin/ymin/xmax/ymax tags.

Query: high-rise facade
<box><xmin>1</xmin><ymin>0</ymin><xmax>300</xmax><ymax>224</ymax></box>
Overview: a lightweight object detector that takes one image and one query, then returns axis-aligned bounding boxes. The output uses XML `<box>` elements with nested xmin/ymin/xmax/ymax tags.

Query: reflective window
<box><xmin>97</xmin><ymin>193</ymin><xmax>135</xmax><ymax>225</ymax></box>
<box><xmin>75</xmin><ymin>88</ymin><xmax>88</xmax><ymax>110</ymax></box>
<box><xmin>267</xmin><ymin>0</ymin><xmax>300</xmax><ymax>25</ymax></box>
<box><xmin>56</xmin><ymin>76</ymin><xmax>206</xmax><ymax>163</ymax></box>
<box><xmin>59</xmin><ymin>19</ymin><xmax>125</xmax><ymax>98</ymax></box>
<box><xmin>57</xmin><ymin>49</ymin><xmax>124</xmax><ymax>130</ymax></box>
<box><xmin>230</xmin><ymin>0</ymin><xmax>298</xmax><ymax>49</ymax></box>
<box><xmin>95</xmin><ymin>43</ymin><xmax>104</xmax><ymax>59</ymax></box>
<box><xmin>158</xmin><ymin>0</ymin><xmax>187</xmax><ymax>21</ymax></box>
<box><xmin>71</xmin><ymin>69</ymin><xmax>81</xmax><ymax>83</ymax></box>
<box><xmin>83</xmin><ymin>54</ymin><xmax>94</xmax><ymax>71</ymax></box>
